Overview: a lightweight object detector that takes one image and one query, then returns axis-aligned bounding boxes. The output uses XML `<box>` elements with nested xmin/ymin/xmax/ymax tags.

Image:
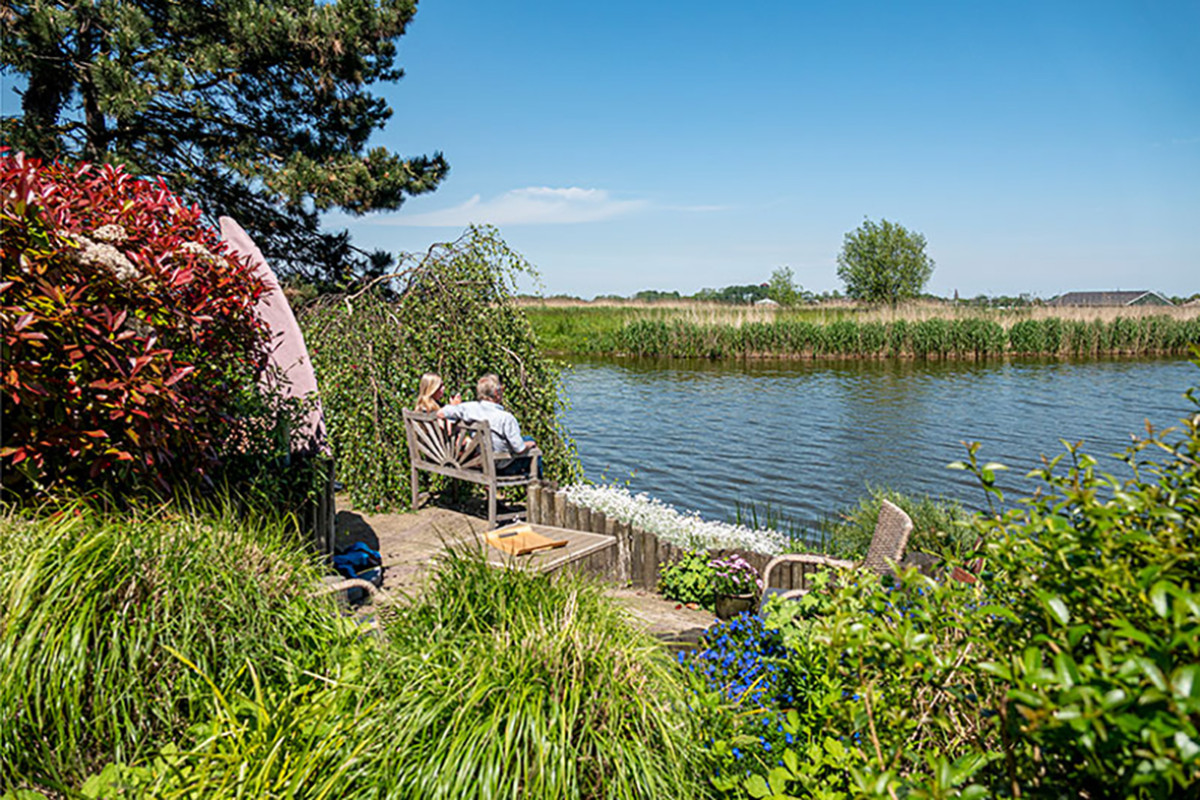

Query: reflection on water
<box><xmin>562</xmin><ymin>356</ymin><xmax>1198</xmax><ymax>528</ymax></box>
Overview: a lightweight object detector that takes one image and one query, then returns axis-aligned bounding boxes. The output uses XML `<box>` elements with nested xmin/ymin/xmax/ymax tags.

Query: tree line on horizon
<box><xmin>535</xmin><ymin>287</ymin><xmax>1200</xmax><ymax>308</ymax></box>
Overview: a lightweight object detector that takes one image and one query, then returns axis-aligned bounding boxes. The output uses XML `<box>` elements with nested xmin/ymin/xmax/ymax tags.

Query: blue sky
<box><xmin>3</xmin><ymin>2</ymin><xmax>1194</xmax><ymax>299</ymax></box>
<box><xmin>329</xmin><ymin>0</ymin><xmax>1198</xmax><ymax>299</ymax></box>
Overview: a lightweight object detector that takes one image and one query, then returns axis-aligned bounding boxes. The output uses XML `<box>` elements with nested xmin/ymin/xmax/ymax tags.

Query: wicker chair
<box><xmin>758</xmin><ymin>499</ymin><xmax>914</xmax><ymax>610</ymax></box>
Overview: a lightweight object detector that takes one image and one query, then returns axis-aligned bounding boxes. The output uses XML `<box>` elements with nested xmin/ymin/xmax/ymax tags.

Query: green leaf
<box><xmin>745</xmin><ymin>773</ymin><xmax>771</xmax><ymax>798</ymax></box>
<box><xmin>1149</xmin><ymin>581</ymin><xmax>1170</xmax><ymax>618</ymax></box>
<box><xmin>1037</xmin><ymin>591</ymin><xmax>1071</xmax><ymax>625</ymax></box>
<box><xmin>1175</xmin><ymin>731</ymin><xmax>1200</xmax><ymax>761</ymax></box>
<box><xmin>1172</xmin><ymin>665</ymin><xmax>1199</xmax><ymax>700</ymax></box>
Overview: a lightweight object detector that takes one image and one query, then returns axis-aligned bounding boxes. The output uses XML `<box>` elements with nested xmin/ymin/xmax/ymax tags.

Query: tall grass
<box><xmin>0</xmin><ymin>501</ymin><xmax>356</xmax><ymax>790</ymax></box>
<box><xmin>598</xmin><ymin>314</ymin><xmax>1200</xmax><ymax>359</ymax></box>
<box><xmin>525</xmin><ymin>301</ymin><xmax>1200</xmax><ymax>359</ymax></box>
<box><xmin>366</xmin><ymin>547</ymin><xmax>711</xmax><ymax>799</ymax></box>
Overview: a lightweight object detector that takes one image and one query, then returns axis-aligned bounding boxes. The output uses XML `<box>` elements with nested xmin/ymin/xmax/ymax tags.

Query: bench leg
<box><xmin>488</xmin><ymin>486</ymin><xmax>497</xmax><ymax>530</ymax></box>
<box><xmin>411</xmin><ymin>465</ymin><xmax>420</xmax><ymax>510</ymax></box>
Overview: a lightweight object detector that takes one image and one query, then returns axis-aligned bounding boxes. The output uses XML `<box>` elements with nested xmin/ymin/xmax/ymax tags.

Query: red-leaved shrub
<box><xmin>1</xmin><ymin>153</ymin><xmax>268</xmax><ymax>499</ymax></box>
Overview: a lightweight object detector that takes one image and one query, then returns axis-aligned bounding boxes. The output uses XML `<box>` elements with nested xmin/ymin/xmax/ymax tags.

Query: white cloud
<box><xmin>375</xmin><ymin>186</ymin><xmax>648</xmax><ymax>227</ymax></box>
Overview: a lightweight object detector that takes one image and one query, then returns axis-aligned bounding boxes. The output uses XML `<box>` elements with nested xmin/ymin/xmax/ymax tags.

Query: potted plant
<box><xmin>709</xmin><ymin>554</ymin><xmax>762</xmax><ymax>620</ymax></box>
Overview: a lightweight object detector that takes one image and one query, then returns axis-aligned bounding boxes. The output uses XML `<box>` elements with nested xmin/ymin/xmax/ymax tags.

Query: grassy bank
<box><xmin>524</xmin><ymin>301</ymin><xmax>1200</xmax><ymax>358</ymax></box>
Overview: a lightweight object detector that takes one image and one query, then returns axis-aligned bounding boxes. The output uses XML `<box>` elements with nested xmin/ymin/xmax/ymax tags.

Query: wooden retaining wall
<box><xmin>527</xmin><ymin>483</ymin><xmax>821</xmax><ymax>593</ymax></box>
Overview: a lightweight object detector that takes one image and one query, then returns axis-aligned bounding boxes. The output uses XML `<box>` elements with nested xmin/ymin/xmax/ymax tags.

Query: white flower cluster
<box><xmin>75</xmin><ymin>234</ymin><xmax>139</xmax><ymax>283</ymax></box>
<box><xmin>562</xmin><ymin>483</ymin><xmax>790</xmax><ymax>555</ymax></box>
<box><xmin>91</xmin><ymin>223</ymin><xmax>128</xmax><ymax>244</ymax></box>
<box><xmin>176</xmin><ymin>240</ymin><xmax>216</xmax><ymax>261</ymax></box>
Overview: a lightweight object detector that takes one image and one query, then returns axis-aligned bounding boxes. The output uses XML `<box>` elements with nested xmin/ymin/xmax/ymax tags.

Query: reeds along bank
<box><xmin>596</xmin><ymin>315</ymin><xmax>1200</xmax><ymax>359</ymax></box>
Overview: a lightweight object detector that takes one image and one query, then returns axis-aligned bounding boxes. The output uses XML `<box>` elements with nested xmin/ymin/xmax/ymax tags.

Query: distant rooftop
<box><xmin>1048</xmin><ymin>291</ymin><xmax>1173</xmax><ymax>307</ymax></box>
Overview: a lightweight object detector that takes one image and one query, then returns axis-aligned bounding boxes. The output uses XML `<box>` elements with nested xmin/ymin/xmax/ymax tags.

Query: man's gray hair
<box><xmin>476</xmin><ymin>373</ymin><xmax>502</xmax><ymax>401</ymax></box>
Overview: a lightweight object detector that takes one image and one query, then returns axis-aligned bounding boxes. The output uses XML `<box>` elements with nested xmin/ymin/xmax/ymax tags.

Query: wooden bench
<box><xmin>402</xmin><ymin>409</ymin><xmax>541</xmax><ymax>529</ymax></box>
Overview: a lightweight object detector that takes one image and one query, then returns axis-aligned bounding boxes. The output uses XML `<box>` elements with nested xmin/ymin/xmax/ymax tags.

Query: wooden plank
<box><xmin>578</xmin><ymin>506</ymin><xmax>592</xmax><ymax>534</ymax></box>
<box><xmin>592</xmin><ymin>509</ymin><xmax>607</xmax><ymax>537</ymax></box>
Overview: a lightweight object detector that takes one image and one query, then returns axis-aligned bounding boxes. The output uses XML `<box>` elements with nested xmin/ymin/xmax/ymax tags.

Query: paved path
<box><xmin>333</xmin><ymin>497</ymin><xmax>717</xmax><ymax>646</ymax></box>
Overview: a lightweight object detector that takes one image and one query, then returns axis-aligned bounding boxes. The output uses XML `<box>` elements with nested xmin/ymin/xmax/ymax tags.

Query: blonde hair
<box><xmin>414</xmin><ymin>373</ymin><xmax>443</xmax><ymax>412</ymax></box>
<box><xmin>476</xmin><ymin>373</ymin><xmax>501</xmax><ymax>401</ymax></box>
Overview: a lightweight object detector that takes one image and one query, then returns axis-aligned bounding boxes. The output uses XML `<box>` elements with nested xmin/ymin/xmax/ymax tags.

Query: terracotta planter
<box><xmin>714</xmin><ymin>592</ymin><xmax>756</xmax><ymax>620</ymax></box>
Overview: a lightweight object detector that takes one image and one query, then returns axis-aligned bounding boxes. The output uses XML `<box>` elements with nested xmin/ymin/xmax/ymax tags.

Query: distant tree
<box><xmin>836</xmin><ymin>218</ymin><xmax>934</xmax><ymax>305</ymax></box>
<box><xmin>767</xmin><ymin>267</ymin><xmax>803</xmax><ymax>306</ymax></box>
<box><xmin>633</xmin><ymin>289</ymin><xmax>681</xmax><ymax>302</ymax></box>
<box><xmin>693</xmin><ymin>284</ymin><xmax>772</xmax><ymax>304</ymax></box>
<box><xmin>721</xmin><ymin>284</ymin><xmax>770</xmax><ymax>304</ymax></box>
<box><xmin>1</xmin><ymin>0</ymin><xmax>447</xmax><ymax>286</ymax></box>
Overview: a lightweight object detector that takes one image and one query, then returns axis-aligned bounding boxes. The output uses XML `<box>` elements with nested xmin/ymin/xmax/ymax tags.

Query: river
<box><xmin>560</xmin><ymin>355</ymin><xmax>1199</xmax><ymax>529</ymax></box>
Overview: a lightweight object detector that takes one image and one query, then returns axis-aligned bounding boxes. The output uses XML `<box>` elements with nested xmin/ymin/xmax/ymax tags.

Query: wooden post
<box><xmin>628</xmin><ymin>523</ymin><xmax>643</xmax><ymax>588</ymax></box>
<box><xmin>605</xmin><ymin>516</ymin><xmax>626</xmax><ymax>583</ymax></box>
<box><xmin>315</xmin><ymin>457</ymin><xmax>336</xmax><ymax>555</ymax></box>
<box><xmin>578</xmin><ymin>505</ymin><xmax>592</xmax><ymax>534</ymax></box>
<box><xmin>552</xmin><ymin>490</ymin><xmax>567</xmax><ymax>528</ymax></box>
<box><xmin>591</xmin><ymin>509</ymin><xmax>607</xmax><ymax>536</ymax></box>
<box><xmin>641</xmin><ymin>529</ymin><xmax>658</xmax><ymax>591</ymax></box>
<box><xmin>528</xmin><ymin>483</ymin><xmax>541</xmax><ymax>524</ymax></box>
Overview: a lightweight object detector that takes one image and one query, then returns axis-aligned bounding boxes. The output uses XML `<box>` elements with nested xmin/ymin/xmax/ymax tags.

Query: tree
<box><xmin>1</xmin><ymin>0</ymin><xmax>447</xmax><ymax>286</ymax></box>
<box><xmin>835</xmin><ymin>218</ymin><xmax>934</xmax><ymax>305</ymax></box>
<box><xmin>300</xmin><ymin>226</ymin><xmax>581</xmax><ymax>511</ymax></box>
<box><xmin>767</xmin><ymin>266</ymin><xmax>802</xmax><ymax>306</ymax></box>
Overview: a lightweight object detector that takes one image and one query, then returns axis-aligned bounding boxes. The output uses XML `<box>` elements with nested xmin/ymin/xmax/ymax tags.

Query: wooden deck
<box><xmin>333</xmin><ymin>496</ymin><xmax>715</xmax><ymax>643</ymax></box>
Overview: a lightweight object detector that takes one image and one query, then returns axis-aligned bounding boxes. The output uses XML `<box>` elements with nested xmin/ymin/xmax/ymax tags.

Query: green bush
<box><xmin>0</xmin><ymin>154</ymin><xmax>270</xmax><ymax>500</ymax></box>
<box><xmin>300</xmin><ymin>225</ymin><xmax>580</xmax><ymax>511</ymax></box>
<box><xmin>660</xmin><ymin>549</ymin><xmax>718</xmax><ymax>608</ymax></box>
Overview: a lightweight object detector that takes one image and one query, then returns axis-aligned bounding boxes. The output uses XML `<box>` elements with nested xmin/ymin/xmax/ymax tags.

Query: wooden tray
<box><xmin>486</xmin><ymin>523</ymin><xmax>568</xmax><ymax>556</ymax></box>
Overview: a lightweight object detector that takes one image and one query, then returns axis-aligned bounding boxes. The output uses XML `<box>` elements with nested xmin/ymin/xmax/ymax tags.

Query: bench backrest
<box><xmin>861</xmin><ymin>499</ymin><xmax>913</xmax><ymax>576</ymax></box>
<box><xmin>402</xmin><ymin>409</ymin><xmax>498</xmax><ymax>480</ymax></box>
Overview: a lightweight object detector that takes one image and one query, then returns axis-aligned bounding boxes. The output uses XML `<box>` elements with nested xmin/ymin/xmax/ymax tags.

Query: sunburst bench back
<box><xmin>402</xmin><ymin>409</ymin><xmax>541</xmax><ymax>529</ymax></box>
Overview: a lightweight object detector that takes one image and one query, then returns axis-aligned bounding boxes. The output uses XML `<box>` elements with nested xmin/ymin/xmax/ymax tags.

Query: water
<box><xmin>561</xmin><ymin>355</ymin><xmax>1198</xmax><ymax>528</ymax></box>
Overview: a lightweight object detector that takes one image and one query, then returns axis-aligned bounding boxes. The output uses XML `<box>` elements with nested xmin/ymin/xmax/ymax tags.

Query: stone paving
<box><xmin>333</xmin><ymin>496</ymin><xmax>717</xmax><ymax>645</ymax></box>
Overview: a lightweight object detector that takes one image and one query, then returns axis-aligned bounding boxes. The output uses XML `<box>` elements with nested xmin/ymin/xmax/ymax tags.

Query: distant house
<box><xmin>1048</xmin><ymin>290</ymin><xmax>1174</xmax><ymax>308</ymax></box>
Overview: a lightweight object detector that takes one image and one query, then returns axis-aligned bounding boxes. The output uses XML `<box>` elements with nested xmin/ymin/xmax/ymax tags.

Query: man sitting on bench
<box><xmin>438</xmin><ymin>373</ymin><xmax>541</xmax><ymax>477</ymax></box>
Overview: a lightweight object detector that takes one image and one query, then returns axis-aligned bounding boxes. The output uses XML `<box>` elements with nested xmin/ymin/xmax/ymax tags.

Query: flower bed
<box><xmin>562</xmin><ymin>484</ymin><xmax>790</xmax><ymax>555</ymax></box>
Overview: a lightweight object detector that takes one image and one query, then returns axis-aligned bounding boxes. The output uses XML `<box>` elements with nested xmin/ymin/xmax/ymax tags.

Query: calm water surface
<box><xmin>561</xmin><ymin>356</ymin><xmax>1198</xmax><ymax>527</ymax></box>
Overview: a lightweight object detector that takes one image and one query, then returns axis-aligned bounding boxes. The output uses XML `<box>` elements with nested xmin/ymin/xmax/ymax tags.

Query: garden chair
<box><xmin>758</xmin><ymin>499</ymin><xmax>913</xmax><ymax>610</ymax></box>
